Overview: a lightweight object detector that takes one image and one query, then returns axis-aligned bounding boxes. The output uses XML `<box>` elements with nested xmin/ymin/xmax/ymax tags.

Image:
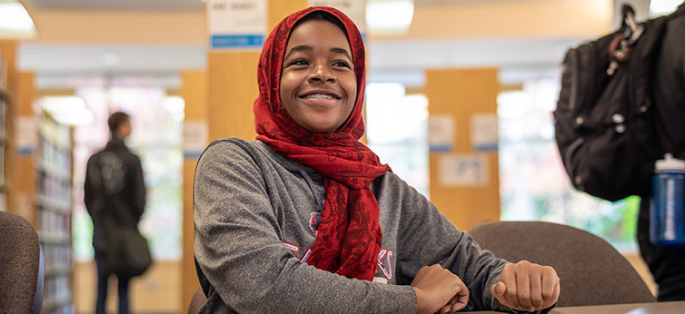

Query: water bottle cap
<box><xmin>655</xmin><ymin>153</ymin><xmax>685</xmax><ymax>171</ymax></box>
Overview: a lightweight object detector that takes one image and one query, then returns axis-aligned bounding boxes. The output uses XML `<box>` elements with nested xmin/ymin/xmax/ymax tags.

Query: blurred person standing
<box><xmin>84</xmin><ymin>112</ymin><xmax>147</xmax><ymax>314</ymax></box>
<box><xmin>637</xmin><ymin>2</ymin><xmax>685</xmax><ymax>302</ymax></box>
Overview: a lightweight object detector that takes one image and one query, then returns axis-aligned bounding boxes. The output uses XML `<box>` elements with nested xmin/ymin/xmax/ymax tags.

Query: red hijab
<box><xmin>254</xmin><ymin>6</ymin><xmax>389</xmax><ymax>281</ymax></box>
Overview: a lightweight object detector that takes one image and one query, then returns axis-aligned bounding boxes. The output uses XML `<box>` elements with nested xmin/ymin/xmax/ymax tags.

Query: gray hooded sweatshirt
<box><xmin>194</xmin><ymin>138</ymin><xmax>531</xmax><ymax>313</ymax></box>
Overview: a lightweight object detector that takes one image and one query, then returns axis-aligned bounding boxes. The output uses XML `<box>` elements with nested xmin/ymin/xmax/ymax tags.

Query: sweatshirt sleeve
<box><xmin>389</xmin><ymin>173</ymin><xmax>513</xmax><ymax>312</ymax></box>
<box><xmin>193</xmin><ymin>140</ymin><xmax>417</xmax><ymax>314</ymax></box>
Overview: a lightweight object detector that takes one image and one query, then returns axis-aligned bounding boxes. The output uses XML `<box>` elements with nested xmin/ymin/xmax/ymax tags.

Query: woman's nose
<box><xmin>308</xmin><ymin>63</ymin><xmax>335</xmax><ymax>83</ymax></box>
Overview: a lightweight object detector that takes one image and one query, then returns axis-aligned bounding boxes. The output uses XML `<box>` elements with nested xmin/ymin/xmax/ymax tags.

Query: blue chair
<box><xmin>0</xmin><ymin>211</ymin><xmax>45</xmax><ymax>314</ymax></box>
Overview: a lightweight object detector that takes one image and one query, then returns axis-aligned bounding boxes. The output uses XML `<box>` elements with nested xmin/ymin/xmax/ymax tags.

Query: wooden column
<box><xmin>15</xmin><ymin>72</ymin><xmax>37</xmax><ymax>226</ymax></box>
<box><xmin>185</xmin><ymin>1</ymin><xmax>309</xmax><ymax>309</ymax></box>
<box><xmin>207</xmin><ymin>0</ymin><xmax>308</xmax><ymax>142</ymax></box>
<box><xmin>180</xmin><ymin>70</ymin><xmax>208</xmax><ymax>311</ymax></box>
<box><xmin>0</xmin><ymin>41</ymin><xmax>19</xmax><ymax>220</ymax></box>
<box><xmin>268</xmin><ymin>0</ymin><xmax>308</xmax><ymax>29</ymax></box>
<box><xmin>207</xmin><ymin>51</ymin><xmax>260</xmax><ymax>141</ymax></box>
<box><xmin>425</xmin><ymin>68</ymin><xmax>501</xmax><ymax>231</ymax></box>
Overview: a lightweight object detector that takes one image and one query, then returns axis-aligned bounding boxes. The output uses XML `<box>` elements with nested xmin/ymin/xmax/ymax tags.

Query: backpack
<box><xmin>553</xmin><ymin>5</ymin><xmax>676</xmax><ymax>202</ymax></box>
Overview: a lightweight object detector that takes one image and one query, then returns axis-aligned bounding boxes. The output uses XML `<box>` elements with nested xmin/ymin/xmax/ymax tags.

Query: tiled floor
<box><xmin>73</xmin><ymin>260</ymin><xmax>181</xmax><ymax>314</ymax></box>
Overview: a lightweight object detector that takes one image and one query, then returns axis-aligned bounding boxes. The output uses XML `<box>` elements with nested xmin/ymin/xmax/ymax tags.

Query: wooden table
<box><xmin>462</xmin><ymin>301</ymin><xmax>685</xmax><ymax>314</ymax></box>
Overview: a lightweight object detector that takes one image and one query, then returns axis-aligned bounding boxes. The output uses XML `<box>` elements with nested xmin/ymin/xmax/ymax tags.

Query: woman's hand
<box><xmin>491</xmin><ymin>261</ymin><xmax>560</xmax><ymax>312</ymax></box>
<box><xmin>411</xmin><ymin>264</ymin><xmax>469</xmax><ymax>314</ymax></box>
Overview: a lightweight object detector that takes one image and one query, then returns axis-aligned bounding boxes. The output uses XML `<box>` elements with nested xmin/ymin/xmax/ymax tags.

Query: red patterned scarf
<box><xmin>254</xmin><ymin>6</ymin><xmax>389</xmax><ymax>281</ymax></box>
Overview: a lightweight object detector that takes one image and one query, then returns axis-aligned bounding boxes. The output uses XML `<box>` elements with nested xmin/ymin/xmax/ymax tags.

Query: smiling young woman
<box><xmin>193</xmin><ymin>6</ymin><xmax>560</xmax><ymax>314</ymax></box>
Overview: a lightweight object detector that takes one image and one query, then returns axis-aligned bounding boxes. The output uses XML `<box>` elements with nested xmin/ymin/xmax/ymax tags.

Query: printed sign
<box><xmin>183</xmin><ymin>121</ymin><xmax>209</xmax><ymax>159</ymax></box>
<box><xmin>428</xmin><ymin>115</ymin><xmax>454</xmax><ymax>152</ymax></box>
<box><xmin>17</xmin><ymin>117</ymin><xmax>37</xmax><ymax>155</ymax></box>
<box><xmin>439</xmin><ymin>154</ymin><xmax>488</xmax><ymax>187</ymax></box>
<box><xmin>208</xmin><ymin>0</ymin><xmax>267</xmax><ymax>50</ymax></box>
<box><xmin>470</xmin><ymin>113</ymin><xmax>498</xmax><ymax>151</ymax></box>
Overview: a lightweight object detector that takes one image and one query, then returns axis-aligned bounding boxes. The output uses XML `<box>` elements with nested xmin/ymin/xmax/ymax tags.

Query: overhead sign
<box><xmin>208</xmin><ymin>0</ymin><xmax>267</xmax><ymax>50</ymax></box>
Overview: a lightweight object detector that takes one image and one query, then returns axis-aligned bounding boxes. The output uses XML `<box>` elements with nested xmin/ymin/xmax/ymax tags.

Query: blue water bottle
<box><xmin>650</xmin><ymin>153</ymin><xmax>685</xmax><ymax>245</ymax></box>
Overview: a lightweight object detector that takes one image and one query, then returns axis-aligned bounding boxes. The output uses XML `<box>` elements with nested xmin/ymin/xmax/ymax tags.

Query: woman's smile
<box><xmin>298</xmin><ymin>89</ymin><xmax>343</xmax><ymax>106</ymax></box>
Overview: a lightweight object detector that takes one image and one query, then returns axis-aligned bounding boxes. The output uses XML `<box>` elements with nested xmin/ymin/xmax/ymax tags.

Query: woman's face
<box><xmin>279</xmin><ymin>20</ymin><xmax>357</xmax><ymax>133</ymax></box>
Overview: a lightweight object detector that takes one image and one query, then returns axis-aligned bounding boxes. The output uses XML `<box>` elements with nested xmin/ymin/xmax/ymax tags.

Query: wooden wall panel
<box><xmin>0</xmin><ymin>41</ymin><xmax>18</xmax><ymax>220</ymax></box>
<box><xmin>16</xmin><ymin>72</ymin><xmax>36</xmax><ymax>226</ymax></box>
<box><xmin>268</xmin><ymin>0</ymin><xmax>308</xmax><ymax>30</ymax></box>
<box><xmin>181</xmin><ymin>70</ymin><xmax>208</xmax><ymax>311</ymax></box>
<box><xmin>190</xmin><ymin>2</ymin><xmax>308</xmax><ymax>311</ymax></box>
<box><xmin>207</xmin><ymin>52</ymin><xmax>260</xmax><ymax>142</ymax></box>
<box><xmin>425</xmin><ymin>68</ymin><xmax>500</xmax><ymax>231</ymax></box>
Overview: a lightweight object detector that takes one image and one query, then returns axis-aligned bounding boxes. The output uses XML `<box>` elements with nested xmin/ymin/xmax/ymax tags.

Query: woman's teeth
<box><xmin>305</xmin><ymin>94</ymin><xmax>335</xmax><ymax>99</ymax></box>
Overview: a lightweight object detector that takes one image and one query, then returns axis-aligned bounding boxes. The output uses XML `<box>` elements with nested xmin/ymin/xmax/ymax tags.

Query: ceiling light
<box><xmin>0</xmin><ymin>0</ymin><xmax>37</xmax><ymax>39</ymax></box>
<box><xmin>650</xmin><ymin>0</ymin><xmax>681</xmax><ymax>16</ymax></box>
<box><xmin>41</xmin><ymin>96</ymin><xmax>95</xmax><ymax>126</ymax></box>
<box><xmin>101</xmin><ymin>52</ymin><xmax>120</xmax><ymax>67</ymax></box>
<box><xmin>366</xmin><ymin>0</ymin><xmax>414</xmax><ymax>36</ymax></box>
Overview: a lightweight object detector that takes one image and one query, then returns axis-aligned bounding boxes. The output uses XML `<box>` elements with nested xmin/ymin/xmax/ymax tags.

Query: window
<box><xmin>366</xmin><ymin>82</ymin><xmax>429</xmax><ymax>197</ymax></box>
<box><xmin>498</xmin><ymin>78</ymin><xmax>639</xmax><ymax>252</ymax></box>
<box><xmin>72</xmin><ymin>79</ymin><xmax>183</xmax><ymax>260</ymax></box>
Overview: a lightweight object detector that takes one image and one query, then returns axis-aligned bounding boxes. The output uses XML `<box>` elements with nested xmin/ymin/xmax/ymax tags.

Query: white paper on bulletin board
<box><xmin>471</xmin><ymin>113</ymin><xmax>498</xmax><ymax>151</ymax></box>
<box><xmin>308</xmin><ymin>0</ymin><xmax>367</xmax><ymax>33</ymax></box>
<box><xmin>428</xmin><ymin>115</ymin><xmax>454</xmax><ymax>152</ymax></box>
<box><xmin>208</xmin><ymin>0</ymin><xmax>267</xmax><ymax>50</ymax></box>
<box><xmin>438</xmin><ymin>154</ymin><xmax>488</xmax><ymax>187</ymax></box>
<box><xmin>16</xmin><ymin>117</ymin><xmax>37</xmax><ymax>155</ymax></box>
<box><xmin>183</xmin><ymin>121</ymin><xmax>209</xmax><ymax>158</ymax></box>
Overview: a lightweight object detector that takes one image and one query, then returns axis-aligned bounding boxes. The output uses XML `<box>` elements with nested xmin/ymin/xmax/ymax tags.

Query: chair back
<box><xmin>469</xmin><ymin>221</ymin><xmax>655</xmax><ymax>307</ymax></box>
<box><xmin>188</xmin><ymin>286</ymin><xmax>208</xmax><ymax>314</ymax></box>
<box><xmin>0</xmin><ymin>211</ymin><xmax>45</xmax><ymax>314</ymax></box>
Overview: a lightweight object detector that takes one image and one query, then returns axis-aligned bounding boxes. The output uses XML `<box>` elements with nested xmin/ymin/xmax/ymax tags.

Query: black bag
<box><xmin>554</xmin><ymin>5</ymin><xmax>675</xmax><ymax>201</ymax></box>
<box><xmin>106</xmin><ymin>217</ymin><xmax>152</xmax><ymax>277</ymax></box>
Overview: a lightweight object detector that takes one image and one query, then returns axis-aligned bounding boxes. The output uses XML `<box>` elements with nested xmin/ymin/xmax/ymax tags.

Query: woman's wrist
<box><xmin>413</xmin><ymin>286</ymin><xmax>428</xmax><ymax>314</ymax></box>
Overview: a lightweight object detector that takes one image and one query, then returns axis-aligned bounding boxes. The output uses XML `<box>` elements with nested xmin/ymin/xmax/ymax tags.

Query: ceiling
<box><xmin>20</xmin><ymin>37</ymin><xmax>576</xmax><ymax>88</ymax></box>
<box><xmin>30</xmin><ymin>0</ymin><xmax>508</xmax><ymax>11</ymax></box>
<box><xmin>20</xmin><ymin>0</ymin><xmax>584</xmax><ymax>87</ymax></box>
<box><xmin>31</xmin><ymin>0</ymin><xmax>206</xmax><ymax>11</ymax></box>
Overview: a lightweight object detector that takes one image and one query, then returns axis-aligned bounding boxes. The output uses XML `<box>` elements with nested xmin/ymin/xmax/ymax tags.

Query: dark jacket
<box><xmin>653</xmin><ymin>3</ymin><xmax>685</xmax><ymax>159</ymax></box>
<box><xmin>84</xmin><ymin>137</ymin><xmax>146</xmax><ymax>254</ymax></box>
<box><xmin>636</xmin><ymin>3</ymin><xmax>685</xmax><ymax>302</ymax></box>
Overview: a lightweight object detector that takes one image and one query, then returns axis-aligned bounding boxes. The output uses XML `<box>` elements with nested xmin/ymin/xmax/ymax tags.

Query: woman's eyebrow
<box><xmin>284</xmin><ymin>45</ymin><xmax>312</xmax><ymax>60</ymax></box>
<box><xmin>330</xmin><ymin>47</ymin><xmax>352</xmax><ymax>61</ymax></box>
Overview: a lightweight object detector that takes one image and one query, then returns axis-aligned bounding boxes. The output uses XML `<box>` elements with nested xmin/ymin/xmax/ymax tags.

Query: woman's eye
<box><xmin>291</xmin><ymin>59</ymin><xmax>308</xmax><ymax>66</ymax></box>
<box><xmin>333</xmin><ymin>61</ymin><xmax>351</xmax><ymax>68</ymax></box>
